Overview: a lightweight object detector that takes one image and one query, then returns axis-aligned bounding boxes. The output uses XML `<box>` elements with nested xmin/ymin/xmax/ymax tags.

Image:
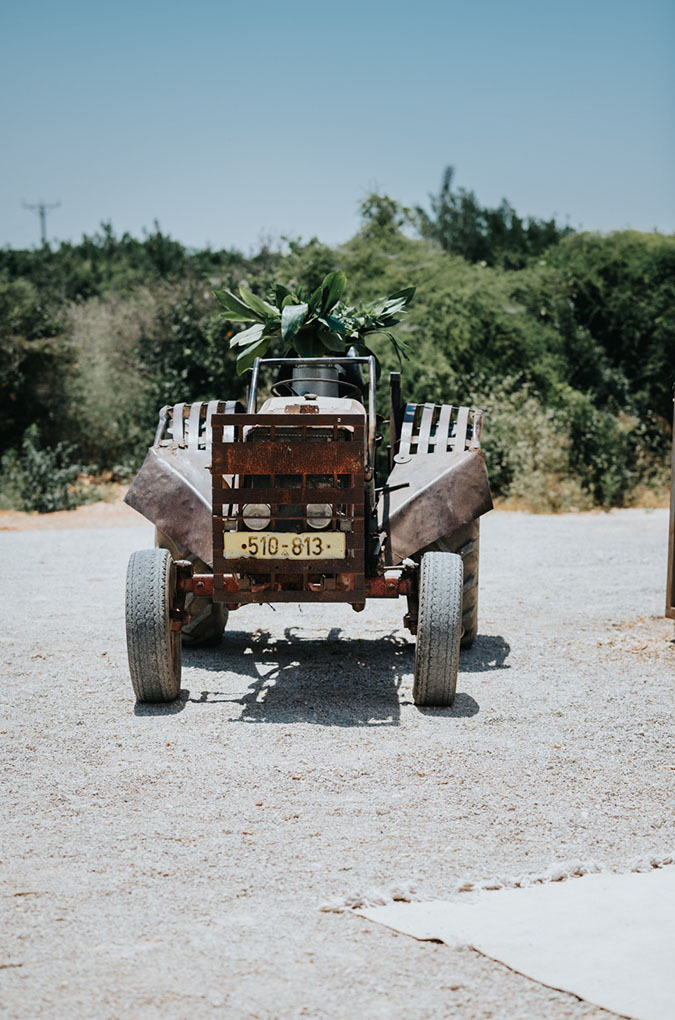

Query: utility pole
<box><xmin>22</xmin><ymin>200</ymin><xmax>60</xmax><ymax>245</ymax></box>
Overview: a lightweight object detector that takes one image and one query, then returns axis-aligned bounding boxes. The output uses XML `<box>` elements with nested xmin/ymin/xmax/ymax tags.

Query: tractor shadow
<box><xmin>181</xmin><ymin>629</ymin><xmax>508</xmax><ymax>726</ymax></box>
<box><xmin>460</xmin><ymin>634</ymin><xmax>511</xmax><ymax>673</ymax></box>
<box><xmin>184</xmin><ymin>626</ymin><xmax>408</xmax><ymax>727</ymax></box>
<box><xmin>134</xmin><ymin>697</ymin><xmax>187</xmax><ymax>717</ymax></box>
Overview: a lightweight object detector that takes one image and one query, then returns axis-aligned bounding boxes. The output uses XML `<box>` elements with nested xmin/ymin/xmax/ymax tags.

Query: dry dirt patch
<box><xmin>0</xmin><ymin>486</ymin><xmax>140</xmax><ymax>531</ymax></box>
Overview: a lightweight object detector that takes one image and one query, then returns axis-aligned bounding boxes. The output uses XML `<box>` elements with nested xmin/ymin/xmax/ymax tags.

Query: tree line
<box><xmin>1</xmin><ymin>169</ymin><xmax>673</xmax><ymax>511</ymax></box>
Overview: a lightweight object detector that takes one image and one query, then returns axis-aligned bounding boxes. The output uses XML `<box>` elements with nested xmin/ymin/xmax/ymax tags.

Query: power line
<box><xmin>22</xmin><ymin>200</ymin><xmax>60</xmax><ymax>245</ymax></box>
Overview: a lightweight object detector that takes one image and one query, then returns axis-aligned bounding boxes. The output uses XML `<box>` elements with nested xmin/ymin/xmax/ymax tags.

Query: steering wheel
<box><xmin>270</xmin><ymin>377</ymin><xmax>363</xmax><ymax>400</ymax></box>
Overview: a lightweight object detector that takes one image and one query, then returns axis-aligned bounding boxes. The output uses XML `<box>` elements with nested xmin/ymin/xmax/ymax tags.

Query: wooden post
<box><xmin>666</xmin><ymin>385</ymin><xmax>675</xmax><ymax>619</ymax></box>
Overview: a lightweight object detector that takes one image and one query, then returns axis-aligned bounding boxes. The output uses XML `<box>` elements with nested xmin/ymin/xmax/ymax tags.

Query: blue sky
<box><xmin>1</xmin><ymin>0</ymin><xmax>673</xmax><ymax>250</ymax></box>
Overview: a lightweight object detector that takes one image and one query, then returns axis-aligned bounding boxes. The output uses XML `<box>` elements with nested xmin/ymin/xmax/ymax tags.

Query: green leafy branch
<box><xmin>214</xmin><ymin>271</ymin><xmax>415</xmax><ymax>374</ymax></box>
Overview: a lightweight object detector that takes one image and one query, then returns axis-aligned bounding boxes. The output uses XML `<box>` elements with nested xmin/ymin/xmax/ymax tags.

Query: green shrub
<box><xmin>549</xmin><ymin>230</ymin><xmax>675</xmax><ymax>421</ymax></box>
<box><xmin>0</xmin><ymin>425</ymin><xmax>98</xmax><ymax>513</ymax></box>
<box><xmin>0</xmin><ymin>197</ymin><xmax>671</xmax><ymax>513</ymax></box>
<box><xmin>415</xmin><ymin>168</ymin><xmax>573</xmax><ymax>268</ymax></box>
<box><xmin>463</xmin><ymin>380</ymin><xmax>588</xmax><ymax>511</ymax></box>
<box><xmin>62</xmin><ymin>288</ymin><xmax>160</xmax><ymax>467</ymax></box>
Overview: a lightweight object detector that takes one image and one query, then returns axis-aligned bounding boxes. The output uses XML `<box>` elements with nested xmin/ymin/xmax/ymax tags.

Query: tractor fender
<box><xmin>124</xmin><ymin>400</ymin><xmax>242</xmax><ymax>566</ymax></box>
<box><xmin>378</xmin><ymin>402</ymin><xmax>493</xmax><ymax>566</ymax></box>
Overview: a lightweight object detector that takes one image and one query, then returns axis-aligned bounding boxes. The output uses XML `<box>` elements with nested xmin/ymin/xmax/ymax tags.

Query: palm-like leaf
<box><xmin>281</xmin><ymin>303</ymin><xmax>309</xmax><ymax>340</ymax></box>
<box><xmin>236</xmin><ymin>336</ymin><xmax>270</xmax><ymax>373</ymax></box>
<box><xmin>239</xmin><ymin>286</ymin><xmax>278</xmax><ymax>320</ymax></box>
<box><xmin>317</xmin><ymin>330</ymin><xmax>346</xmax><ymax>353</ymax></box>
<box><xmin>230</xmin><ymin>322</ymin><xmax>265</xmax><ymax>348</ymax></box>
<box><xmin>214</xmin><ymin>273</ymin><xmax>414</xmax><ymax>374</ymax></box>
<box><xmin>214</xmin><ymin>289</ymin><xmax>259</xmax><ymax>322</ymax></box>
<box><xmin>320</xmin><ymin>271</ymin><xmax>347</xmax><ymax>314</ymax></box>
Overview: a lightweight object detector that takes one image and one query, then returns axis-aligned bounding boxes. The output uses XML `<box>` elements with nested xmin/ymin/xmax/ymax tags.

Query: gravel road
<box><xmin>1</xmin><ymin>509</ymin><xmax>673</xmax><ymax>1020</ymax></box>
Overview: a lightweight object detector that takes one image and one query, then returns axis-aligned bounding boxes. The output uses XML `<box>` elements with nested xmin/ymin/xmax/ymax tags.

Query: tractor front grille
<box><xmin>211</xmin><ymin>413</ymin><xmax>366</xmax><ymax>604</ymax></box>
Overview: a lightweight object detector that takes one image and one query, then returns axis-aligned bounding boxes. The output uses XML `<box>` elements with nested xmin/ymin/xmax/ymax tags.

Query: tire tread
<box><xmin>413</xmin><ymin>551</ymin><xmax>463</xmax><ymax>707</ymax></box>
<box><xmin>126</xmin><ymin>548</ymin><xmax>181</xmax><ymax>703</ymax></box>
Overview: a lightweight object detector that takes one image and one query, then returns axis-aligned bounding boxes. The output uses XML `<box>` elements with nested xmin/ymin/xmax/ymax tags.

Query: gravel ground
<box><xmin>1</xmin><ymin>509</ymin><xmax>673</xmax><ymax>1020</ymax></box>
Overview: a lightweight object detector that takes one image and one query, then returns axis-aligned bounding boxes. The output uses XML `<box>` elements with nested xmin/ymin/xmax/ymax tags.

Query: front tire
<box><xmin>413</xmin><ymin>551</ymin><xmax>463</xmax><ymax>707</ymax></box>
<box><xmin>155</xmin><ymin>529</ymin><xmax>227</xmax><ymax>646</ymax></box>
<box><xmin>126</xmin><ymin>548</ymin><xmax>182</xmax><ymax>703</ymax></box>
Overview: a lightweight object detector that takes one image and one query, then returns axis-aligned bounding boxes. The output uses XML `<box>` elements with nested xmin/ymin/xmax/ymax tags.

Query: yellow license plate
<box><xmin>224</xmin><ymin>531</ymin><xmax>346</xmax><ymax>560</ymax></box>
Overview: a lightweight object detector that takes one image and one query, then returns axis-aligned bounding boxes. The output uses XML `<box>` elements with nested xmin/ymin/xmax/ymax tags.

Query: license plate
<box><xmin>224</xmin><ymin>531</ymin><xmax>346</xmax><ymax>560</ymax></box>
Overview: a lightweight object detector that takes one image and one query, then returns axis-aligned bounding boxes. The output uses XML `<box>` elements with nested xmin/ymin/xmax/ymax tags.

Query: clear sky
<box><xmin>1</xmin><ymin>0</ymin><xmax>673</xmax><ymax>251</ymax></box>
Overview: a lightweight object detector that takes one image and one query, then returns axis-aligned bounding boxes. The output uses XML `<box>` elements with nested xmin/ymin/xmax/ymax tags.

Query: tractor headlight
<box><xmin>306</xmin><ymin>503</ymin><xmax>332</xmax><ymax>529</ymax></box>
<box><xmin>242</xmin><ymin>503</ymin><xmax>271</xmax><ymax>530</ymax></box>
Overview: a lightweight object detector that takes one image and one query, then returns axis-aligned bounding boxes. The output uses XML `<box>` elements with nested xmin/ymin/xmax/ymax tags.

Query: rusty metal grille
<box><xmin>211</xmin><ymin>413</ymin><xmax>366</xmax><ymax>604</ymax></box>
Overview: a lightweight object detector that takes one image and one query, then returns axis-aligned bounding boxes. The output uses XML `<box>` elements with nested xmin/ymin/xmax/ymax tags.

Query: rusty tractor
<box><xmin>124</xmin><ymin>356</ymin><xmax>492</xmax><ymax>707</ymax></box>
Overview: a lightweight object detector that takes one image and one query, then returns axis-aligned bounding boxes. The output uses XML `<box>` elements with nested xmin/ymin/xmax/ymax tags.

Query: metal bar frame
<box><xmin>247</xmin><ymin>356</ymin><xmax>377</xmax><ymax>470</ymax></box>
<box><xmin>211</xmin><ymin>411</ymin><xmax>367</xmax><ymax>604</ymax></box>
<box><xmin>178</xmin><ymin>573</ymin><xmax>413</xmax><ymax>601</ymax></box>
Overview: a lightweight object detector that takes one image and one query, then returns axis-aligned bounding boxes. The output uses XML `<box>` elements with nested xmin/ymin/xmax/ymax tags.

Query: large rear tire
<box><xmin>431</xmin><ymin>520</ymin><xmax>480</xmax><ymax>649</ymax></box>
<box><xmin>126</xmin><ymin>548</ymin><xmax>182</xmax><ymax>704</ymax></box>
<box><xmin>413</xmin><ymin>551</ymin><xmax>463</xmax><ymax>707</ymax></box>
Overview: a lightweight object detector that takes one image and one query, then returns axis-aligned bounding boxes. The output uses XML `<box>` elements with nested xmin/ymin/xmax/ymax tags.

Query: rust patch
<box><xmin>284</xmin><ymin>403</ymin><xmax>320</xmax><ymax>414</ymax></box>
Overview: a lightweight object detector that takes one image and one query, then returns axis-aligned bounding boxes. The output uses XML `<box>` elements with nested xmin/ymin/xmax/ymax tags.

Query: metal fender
<box><xmin>378</xmin><ymin>402</ymin><xmax>493</xmax><ymax>566</ymax></box>
<box><xmin>124</xmin><ymin>400</ymin><xmax>242</xmax><ymax>567</ymax></box>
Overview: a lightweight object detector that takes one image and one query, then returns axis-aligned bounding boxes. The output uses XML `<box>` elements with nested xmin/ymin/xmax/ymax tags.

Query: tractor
<box><xmin>124</xmin><ymin>355</ymin><xmax>492</xmax><ymax>706</ymax></box>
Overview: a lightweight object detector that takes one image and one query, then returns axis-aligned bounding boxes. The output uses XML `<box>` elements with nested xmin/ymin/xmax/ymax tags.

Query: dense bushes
<box><xmin>416</xmin><ymin>166</ymin><xmax>574</xmax><ymax>269</ymax></box>
<box><xmin>548</xmin><ymin>231</ymin><xmax>675</xmax><ymax>422</ymax></box>
<box><xmin>0</xmin><ymin>425</ymin><xmax>93</xmax><ymax>513</ymax></box>
<box><xmin>0</xmin><ymin>202</ymin><xmax>672</xmax><ymax>512</ymax></box>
